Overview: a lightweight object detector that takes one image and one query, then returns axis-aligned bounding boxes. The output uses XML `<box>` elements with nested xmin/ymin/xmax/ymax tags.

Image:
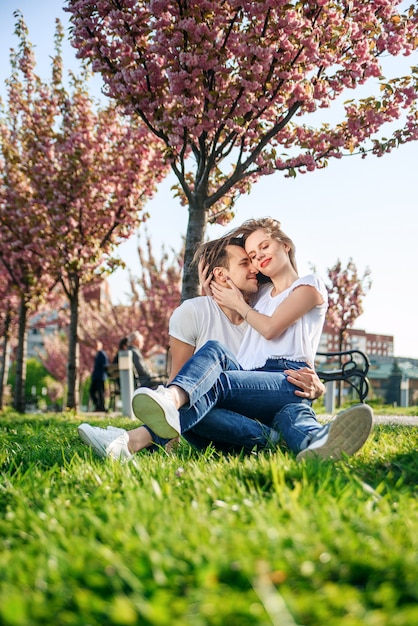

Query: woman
<box><xmin>133</xmin><ymin>218</ymin><xmax>373</xmax><ymax>461</ymax></box>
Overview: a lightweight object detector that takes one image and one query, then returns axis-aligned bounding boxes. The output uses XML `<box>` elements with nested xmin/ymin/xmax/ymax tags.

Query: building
<box><xmin>367</xmin><ymin>356</ymin><xmax>418</xmax><ymax>407</ymax></box>
<box><xmin>27</xmin><ymin>310</ymin><xmax>61</xmax><ymax>359</ymax></box>
<box><xmin>318</xmin><ymin>324</ymin><xmax>394</xmax><ymax>357</ymax></box>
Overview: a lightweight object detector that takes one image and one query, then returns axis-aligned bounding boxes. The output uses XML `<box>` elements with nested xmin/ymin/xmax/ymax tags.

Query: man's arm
<box><xmin>168</xmin><ymin>336</ymin><xmax>195</xmax><ymax>382</ymax></box>
<box><xmin>284</xmin><ymin>367</ymin><xmax>325</xmax><ymax>400</ymax></box>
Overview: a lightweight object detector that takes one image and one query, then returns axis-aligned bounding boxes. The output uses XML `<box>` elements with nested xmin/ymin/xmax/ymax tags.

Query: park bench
<box><xmin>106</xmin><ymin>362</ymin><xmax>168</xmax><ymax>412</ymax></box>
<box><xmin>106</xmin><ymin>363</ymin><xmax>121</xmax><ymax>412</ymax></box>
<box><xmin>315</xmin><ymin>349</ymin><xmax>370</xmax><ymax>403</ymax></box>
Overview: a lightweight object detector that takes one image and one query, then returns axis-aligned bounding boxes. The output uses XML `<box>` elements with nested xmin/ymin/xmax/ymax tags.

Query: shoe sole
<box><xmin>132</xmin><ymin>389</ymin><xmax>179</xmax><ymax>439</ymax></box>
<box><xmin>78</xmin><ymin>423</ymin><xmax>107</xmax><ymax>458</ymax></box>
<box><xmin>296</xmin><ymin>404</ymin><xmax>373</xmax><ymax>461</ymax></box>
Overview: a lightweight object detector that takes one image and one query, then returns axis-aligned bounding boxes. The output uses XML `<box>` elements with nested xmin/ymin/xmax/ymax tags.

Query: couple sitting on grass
<box><xmin>79</xmin><ymin>217</ymin><xmax>373</xmax><ymax>462</ymax></box>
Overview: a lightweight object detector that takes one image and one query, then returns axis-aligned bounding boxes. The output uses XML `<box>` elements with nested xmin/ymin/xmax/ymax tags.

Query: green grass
<box><xmin>0</xmin><ymin>411</ymin><xmax>417</xmax><ymax>626</ymax></box>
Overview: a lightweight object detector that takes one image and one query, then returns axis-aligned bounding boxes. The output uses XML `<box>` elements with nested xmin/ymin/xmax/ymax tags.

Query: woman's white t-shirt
<box><xmin>237</xmin><ymin>274</ymin><xmax>328</xmax><ymax>370</ymax></box>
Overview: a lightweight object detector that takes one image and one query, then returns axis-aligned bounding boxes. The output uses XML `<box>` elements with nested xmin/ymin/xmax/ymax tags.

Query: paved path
<box><xmin>372</xmin><ymin>414</ymin><xmax>418</xmax><ymax>426</ymax></box>
<box><xmin>323</xmin><ymin>413</ymin><xmax>418</xmax><ymax>426</ymax></box>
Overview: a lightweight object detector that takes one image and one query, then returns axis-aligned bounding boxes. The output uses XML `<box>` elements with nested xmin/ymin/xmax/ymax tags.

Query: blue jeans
<box><xmin>166</xmin><ymin>340</ymin><xmax>322</xmax><ymax>454</ymax></box>
<box><xmin>146</xmin><ymin>407</ymin><xmax>281</xmax><ymax>453</ymax></box>
<box><xmin>183</xmin><ymin>407</ymin><xmax>280</xmax><ymax>453</ymax></box>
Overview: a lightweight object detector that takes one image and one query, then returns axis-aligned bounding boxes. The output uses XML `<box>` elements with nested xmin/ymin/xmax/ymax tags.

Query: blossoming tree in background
<box><xmin>0</xmin><ymin>21</ymin><xmax>58</xmax><ymax>411</ymax></box>
<box><xmin>0</xmin><ymin>14</ymin><xmax>169</xmax><ymax>410</ymax></box>
<box><xmin>37</xmin><ymin>236</ymin><xmax>182</xmax><ymax>408</ymax></box>
<box><xmin>325</xmin><ymin>258</ymin><xmax>372</xmax><ymax>404</ymax></box>
<box><xmin>129</xmin><ymin>233</ymin><xmax>183</xmax><ymax>355</ymax></box>
<box><xmin>326</xmin><ymin>259</ymin><xmax>372</xmax><ymax>354</ymax></box>
<box><xmin>66</xmin><ymin>0</ymin><xmax>418</xmax><ymax>299</ymax></box>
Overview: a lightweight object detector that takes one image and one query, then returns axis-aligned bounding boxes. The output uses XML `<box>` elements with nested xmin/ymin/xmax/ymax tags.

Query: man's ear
<box><xmin>212</xmin><ymin>266</ymin><xmax>228</xmax><ymax>283</ymax></box>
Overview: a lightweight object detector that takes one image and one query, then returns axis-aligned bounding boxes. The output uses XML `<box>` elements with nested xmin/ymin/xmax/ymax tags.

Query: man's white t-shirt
<box><xmin>237</xmin><ymin>274</ymin><xmax>328</xmax><ymax>370</ymax></box>
<box><xmin>169</xmin><ymin>296</ymin><xmax>247</xmax><ymax>356</ymax></box>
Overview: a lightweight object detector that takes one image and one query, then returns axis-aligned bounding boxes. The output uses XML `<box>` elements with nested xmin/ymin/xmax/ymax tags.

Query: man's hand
<box><xmin>284</xmin><ymin>367</ymin><xmax>325</xmax><ymax>400</ymax></box>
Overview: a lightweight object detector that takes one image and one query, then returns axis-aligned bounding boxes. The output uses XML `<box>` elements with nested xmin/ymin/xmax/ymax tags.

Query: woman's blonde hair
<box><xmin>229</xmin><ymin>217</ymin><xmax>298</xmax><ymax>273</ymax></box>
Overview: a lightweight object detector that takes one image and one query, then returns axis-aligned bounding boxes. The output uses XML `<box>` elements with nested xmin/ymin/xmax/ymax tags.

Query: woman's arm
<box><xmin>211</xmin><ymin>279</ymin><xmax>324</xmax><ymax>340</ymax></box>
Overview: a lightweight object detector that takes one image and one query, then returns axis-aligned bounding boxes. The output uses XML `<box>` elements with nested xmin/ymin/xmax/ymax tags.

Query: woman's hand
<box><xmin>284</xmin><ymin>367</ymin><xmax>325</xmax><ymax>399</ymax></box>
<box><xmin>198</xmin><ymin>258</ymin><xmax>212</xmax><ymax>296</ymax></box>
<box><xmin>210</xmin><ymin>278</ymin><xmax>247</xmax><ymax>313</ymax></box>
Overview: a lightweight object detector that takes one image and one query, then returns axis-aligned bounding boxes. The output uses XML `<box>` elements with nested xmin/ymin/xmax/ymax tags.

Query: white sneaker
<box><xmin>296</xmin><ymin>404</ymin><xmax>373</xmax><ymax>462</ymax></box>
<box><xmin>78</xmin><ymin>423</ymin><xmax>132</xmax><ymax>462</ymax></box>
<box><xmin>131</xmin><ymin>385</ymin><xmax>180</xmax><ymax>438</ymax></box>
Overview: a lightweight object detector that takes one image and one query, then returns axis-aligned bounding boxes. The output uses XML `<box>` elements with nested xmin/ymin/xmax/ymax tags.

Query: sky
<box><xmin>1</xmin><ymin>1</ymin><xmax>417</xmax><ymax>359</ymax></box>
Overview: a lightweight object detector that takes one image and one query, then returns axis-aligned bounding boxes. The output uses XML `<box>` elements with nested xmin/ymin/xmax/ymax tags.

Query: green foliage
<box><xmin>0</xmin><ymin>413</ymin><xmax>417</xmax><ymax>625</ymax></box>
<box><xmin>7</xmin><ymin>358</ymin><xmax>63</xmax><ymax>409</ymax></box>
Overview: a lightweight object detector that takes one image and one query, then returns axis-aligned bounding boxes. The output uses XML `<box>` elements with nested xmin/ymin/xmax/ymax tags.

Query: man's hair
<box><xmin>128</xmin><ymin>330</ymin><xmax>142</xmax><ymax>345</ymax></box>
<box><xmin>191</xmin><ymin>236</ymin><xmax>244</xmax><ymax>276</ymax></box>
<box><xmin>118</xmin><ymin>337</ymin><xmax>128</xmax><ymax>350</ymax></box>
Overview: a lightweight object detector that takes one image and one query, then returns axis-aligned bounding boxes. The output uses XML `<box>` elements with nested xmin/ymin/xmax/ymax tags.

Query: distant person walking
<box><xmin>89</xmin><ymin>340</ymin><xmax>108</xmax><ymax>412</ymax></box>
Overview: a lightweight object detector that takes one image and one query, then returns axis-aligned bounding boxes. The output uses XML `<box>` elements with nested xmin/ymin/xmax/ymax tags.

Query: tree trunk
<box><xmin>181</xmin><ymin>200</ymin><xmax>209</xmax><ymax>302</ymax></box>
<box><xmin>13</xmin><ymin>296</ymin><xmax>28</xmax><ymax>413</ymax></box>
<box><xmin>0</xmin><ymin>309</ymin><xmax>12</xmax><ymax>410</ymax></box>
<box><xmin>66</xmin><ymin>285</ymin><xmax>80</xmax><ymax>410</ymax></box>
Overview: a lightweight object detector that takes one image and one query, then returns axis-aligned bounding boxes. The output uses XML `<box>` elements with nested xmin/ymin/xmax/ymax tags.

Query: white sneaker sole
<box><xmin>132</xmin><ymin>388</ymin><xmax>180</xmax><ymax>439</ymax></box>
<box><xmin>296</xmin><ymin>404</ymin><xmax>373</xmax><ymax>461</ymax></box>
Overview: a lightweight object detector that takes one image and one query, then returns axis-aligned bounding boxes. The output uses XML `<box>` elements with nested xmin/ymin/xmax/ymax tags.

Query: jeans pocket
<box><xmin>283</xmin><ymin>360</ymin><xmax>308</xmax><ymax>371</ymax></box>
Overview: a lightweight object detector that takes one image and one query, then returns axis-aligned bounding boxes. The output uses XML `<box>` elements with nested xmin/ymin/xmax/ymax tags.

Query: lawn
<box><xmin>0</xmin><ymin>410</ymin><xmax>417</xmax><ymax>626</ymax></box>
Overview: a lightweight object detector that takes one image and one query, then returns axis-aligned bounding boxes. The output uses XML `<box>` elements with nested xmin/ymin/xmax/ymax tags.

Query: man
<box><xmin>79</xmin><ymin>237</ymin><xmax>324</xmax><ymax>459</ymax></box>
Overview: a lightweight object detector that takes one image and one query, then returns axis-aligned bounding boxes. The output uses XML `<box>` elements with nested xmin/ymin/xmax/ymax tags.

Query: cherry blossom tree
<box><xmin>66</xmin><ymin>0</ymin><xmax>418</xmax><ymax>299</ymax></box>
<box><xmin>37</xmin><ymin>236</ymin><xmax>182</xmax><ymax>403</ymax></box>
<box><xmin>325</xmin><ymin>257</ymin><xmax>372</xmax><ymax>404</ymax></box>
<box><xmin>0</xmin><ymin>13</ymin><xmax>169</xmax><ymax>410</ymax></box>
<box><xmin>40</xmin><ymin>237</ymin><xmax>182</xmax><ymax>380</ymax></box>
<box><xmin>128</xmin><ymin>233</ymin><xmax>183</xmax><ymax>355</ymax></box>
<box><xmin>0</xmin><ymin>39</ymin><xmax>57</xmax><ymax>412</ymax></box>
<box><xmin>326</xmin><ymin>258</ymin><xmax>372</xmax><ymax>351</ymax></box>
<box><xmin>35</xmin><ymin>289</ymin><xmax>118</xmax><ymax>404</ymax></box>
